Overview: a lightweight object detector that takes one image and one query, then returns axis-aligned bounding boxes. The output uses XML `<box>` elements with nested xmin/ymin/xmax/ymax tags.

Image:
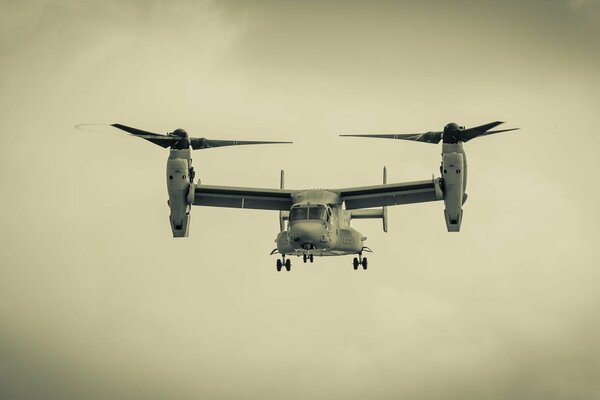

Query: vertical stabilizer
<box><xmin>382</xmin><ymin>166</ymin><xmax>388</xmax><ymax>232</ymax></box>
<box><xmin>279</xmin><ymin>170</ymin><xmax>288</xmax><ymax>232</ymax></box>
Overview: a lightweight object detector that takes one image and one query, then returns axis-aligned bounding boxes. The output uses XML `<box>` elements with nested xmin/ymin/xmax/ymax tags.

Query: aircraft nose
<box><xmin>290</xmin><ymin>221</ymin><xmax>325</xmax><ymax>246</ymax></box>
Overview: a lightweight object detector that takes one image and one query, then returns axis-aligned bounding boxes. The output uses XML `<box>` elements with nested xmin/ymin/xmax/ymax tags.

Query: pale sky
<box><xmin>1</xmin><ymin>1</ymin><xmax>600</xmax><ymax>399</ymax></box>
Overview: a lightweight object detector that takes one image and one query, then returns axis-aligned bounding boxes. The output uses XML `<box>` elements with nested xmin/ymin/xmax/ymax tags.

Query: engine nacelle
<box><xmin>167</xmin><ymin>151</ymin><xmax>192</xmax><ymax>237</ymax></box>
<box><xmin>441</xmin><ymin>151</ymin><xmax>464</xmax><ymax>232</ymax></box>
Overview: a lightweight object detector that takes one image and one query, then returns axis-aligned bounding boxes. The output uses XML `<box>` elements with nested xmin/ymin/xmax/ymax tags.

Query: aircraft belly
<box><xmin>285</xmin><ymin>249</ymin><xmax>356</xmax><ymax>257</ymax></box>
<box><xmin>276</xmin><ymin>227</ymin><xmax>362</xmax><ymax>256</ymax></box>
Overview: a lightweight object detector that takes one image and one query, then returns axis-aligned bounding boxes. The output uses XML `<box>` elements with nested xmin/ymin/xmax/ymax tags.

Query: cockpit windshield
<box><xmin>290</xmin><ymin>205</ymin><xmax>328</xmax><ymax>222</ymax></box>
<box><xmin>290</xmin><ymin>207</ymin><xmax>308</xmax><ymax>221</ymax></box>
<box><xmin>308</xmin><ymin>207</ymin><xmax>327</xmax><ymax>221</ymax></box>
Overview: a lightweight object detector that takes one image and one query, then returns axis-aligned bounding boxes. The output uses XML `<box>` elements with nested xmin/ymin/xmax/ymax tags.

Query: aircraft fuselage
<box><xmin>274</xmin><ymin>193</ymin><xmax>366</xmax><ymax>258</ymax></box>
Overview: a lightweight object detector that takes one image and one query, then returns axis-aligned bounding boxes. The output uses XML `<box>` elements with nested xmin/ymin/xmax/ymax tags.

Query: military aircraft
<box><xmin>87</xmin><ymin>121</ymin><xmax>517</xmax><ymax>271</ymax></box>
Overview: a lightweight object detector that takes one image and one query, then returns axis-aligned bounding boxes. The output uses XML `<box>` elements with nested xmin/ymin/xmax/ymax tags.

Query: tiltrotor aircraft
<box><xmin>93</xmin><ymin>121</ymin><xmax>517</xmax><ymax>271</ymax></box>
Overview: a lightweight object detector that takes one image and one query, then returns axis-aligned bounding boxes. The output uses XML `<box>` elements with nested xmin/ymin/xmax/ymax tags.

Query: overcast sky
<box><xmin>1</xmin><ymin>1</ymin><xmax>600</xmax><ymax>399</ymax></box>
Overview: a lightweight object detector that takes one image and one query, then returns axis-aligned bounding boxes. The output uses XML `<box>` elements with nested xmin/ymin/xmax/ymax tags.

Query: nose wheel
<box><xmin>353</xmin><ymin>253</ymin><xmax>368</xmax><ymax>270</ymax></box>
<box><xmin>277</xmin><ymin>256</ymin><xmax>291</xmax><ymax>271</ymax></box>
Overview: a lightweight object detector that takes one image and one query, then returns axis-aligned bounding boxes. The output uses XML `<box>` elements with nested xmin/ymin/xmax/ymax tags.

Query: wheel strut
<box><xmin>353</xmin><ymin>252</ymin><xmax>368</xmax><ymax>270</ymax></box>
<box><xmin>277</xmin><ymin>254</ymin><xmax>291</xmax><ymax>271</ymax></box>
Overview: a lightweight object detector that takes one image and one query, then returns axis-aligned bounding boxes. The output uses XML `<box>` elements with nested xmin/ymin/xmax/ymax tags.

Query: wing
<box><xmin>194</xmin><ymin>184</ymin><xmax>295</xmax><ymax>211</ymax></box>
<box><xmin>339</xmin><ymin>178</ymin><xmax>443</xmax><ymax>210</ymax></box>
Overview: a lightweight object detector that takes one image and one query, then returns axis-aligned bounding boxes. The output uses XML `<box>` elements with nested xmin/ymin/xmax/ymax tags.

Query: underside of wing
<box><xmin>339</xmin><ymin>178</ymin><xmax>443</xmax><ymax>209</ymax></box>
<box><xmin>194</xmin><ymin>184</ymin><xmax>295</xmax><ymax>211</ymax></box>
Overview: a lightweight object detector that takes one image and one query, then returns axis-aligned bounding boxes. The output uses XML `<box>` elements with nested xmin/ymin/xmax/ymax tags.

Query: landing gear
<box><xmin>353</xmin><ymin>253</ymin><xmax>368</xmax><ymax>270</ymax></box>
<box><xmin>303</xmin><ymin>254</ymin><xmax>315</xmax><ymax>263</ymax></box>
<box><xmin>277</xmin><ymin>255</ymin><xmax>291</xmax><ymax>271</ymax></box>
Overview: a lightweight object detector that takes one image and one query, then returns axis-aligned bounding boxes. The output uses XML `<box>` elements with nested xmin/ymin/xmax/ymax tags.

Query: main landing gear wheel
<box><xmin>309</xmin><ymin>254</ymin><xmax>314</xmax><ymax>263</ymax></box>
<box><xmin>303</xmin><ymin>254</ymin><xmax>307</xmax><ymax>263</ymax></box>
<box><xmin>353</xmin><ymin>253</ymin><xmax>368</xmax><ymax>270</ymax></box>
<box><xmin>277</xmin><ymin>256</ymin><xmax>291</xmax><ymax>271</ymax></box>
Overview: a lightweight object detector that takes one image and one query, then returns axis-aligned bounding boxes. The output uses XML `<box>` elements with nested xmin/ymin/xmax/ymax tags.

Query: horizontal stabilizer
<box><xmin>350</xmin><ymin>209</ymin><xmax>384</xmax><ymax>219</ymax></box>
<box><xmin>350</xmin><ymin>209</ymin><xmax>388</xmax><ymax>233</ymax></box>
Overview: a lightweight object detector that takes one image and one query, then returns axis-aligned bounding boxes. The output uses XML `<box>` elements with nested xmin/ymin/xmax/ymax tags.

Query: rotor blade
<box><xmin>110</xmin><ymin>123</ymin><xmax>175</xmax><ymax>148</ymax></box>
<box><xmin>476</xmin><ymin>127</ymin><xmax>520</xmax><ymax>137</ymax></box>
<box><xmin>340</xmin><ymin>131</ymin><xmax>442</xmax><ymax>144</ymax></box>
<box><xmin>111</xmin><ymin>123</ymin><xmax>163</xmax><ymax>137</ymax></box>
<box><xmin>460</xmin><ymin>121</ymin><xmax>506</xmax><ymax>141</ymax></box>
<box><xmin>190</xmin><ymin>138</ymin><xmax>292</xmax><ymax>150</ymax></box>
<box><xmin>464</xmin><ymin>121</ymin><xmax>504</xmax><ymax>133</ymax></box>
<box><xmin>76</xmin><ymin>123</ymin><xmax>175</xmax><ymax>148</ymax></box>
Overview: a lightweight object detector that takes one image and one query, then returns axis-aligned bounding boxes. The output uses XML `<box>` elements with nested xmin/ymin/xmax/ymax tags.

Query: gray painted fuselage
<box><xmin>275</xmin><ymin>190</ymin><xmax>366</xmax><ymax>258</ymax></box>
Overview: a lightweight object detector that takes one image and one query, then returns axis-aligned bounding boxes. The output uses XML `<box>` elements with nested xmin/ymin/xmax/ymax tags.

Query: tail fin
<box><xmin>279</xmin><ymin>170</ymin><xmax>289</xmax><ymax>232</ymax></box>
<box><xmin>382</xmin><ymin>167</ymin><xmax>388</xmax><ymax>232</ymax></box>
<box><xmin>349</xmin><ymin>167</ymin><xmax>389</xmax><ymax>232</ymax></box>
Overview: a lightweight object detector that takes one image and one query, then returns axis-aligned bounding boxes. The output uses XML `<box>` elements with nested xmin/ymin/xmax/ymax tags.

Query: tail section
<box><xmin>279</xmin><ymin>170</ymin><xmax>289</xmax><ymax>232</ymax></box>
<box><xmin>382</xmin><ymin>166</ymin><xmax>388</xmax><ymax>232</ymax></box>
<box><xmin>349</xmin><ymin>167</ymin><xmax>389</xmax><ymax>232</ymax></box>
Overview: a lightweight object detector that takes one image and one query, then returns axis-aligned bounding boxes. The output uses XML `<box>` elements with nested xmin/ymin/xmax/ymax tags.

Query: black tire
<box><xmin>303</xmin><ymin>254</ymin><xmax>307</xmax><ymax>263</ymax></box>
<box><xmin>353</xmin><ymin>257</ymin><xmax>359</xmax><ymax>270</ymax></box>
<box><xmin>276</xmin><ymin>259</ymin><xmax>282</xmax><ymax>272</ymax></box>
<box><xmin>309</xmin><ymin>254</ymin><xmax>314</xmax><ymax>263</ymax></box>
<box><xmin>285</xmin><ymin>259</ymin><xmax>291</xmax><ymax>271</ymax></box>
<box><xmin>362</xmin><ymin>257</ymin><xmax>368</xmax><ymax>270</ymax></box>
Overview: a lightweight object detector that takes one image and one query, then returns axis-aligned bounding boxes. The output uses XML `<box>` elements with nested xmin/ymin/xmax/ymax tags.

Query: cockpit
<box><xmin>289</xmin><ymin>204</ymin><xmax>330</xmax><ymax>223</ymax></box>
